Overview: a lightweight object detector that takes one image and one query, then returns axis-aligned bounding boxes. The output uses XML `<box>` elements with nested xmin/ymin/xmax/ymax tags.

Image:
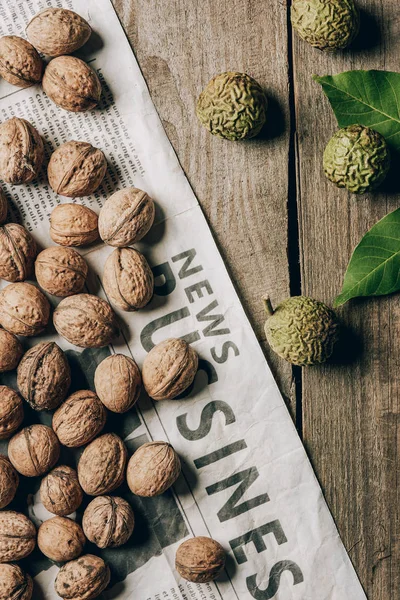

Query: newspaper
<box><xmin>0</xmin><ymin>1</ymin><xmax>367</xmax><ymax>599</ymax></box>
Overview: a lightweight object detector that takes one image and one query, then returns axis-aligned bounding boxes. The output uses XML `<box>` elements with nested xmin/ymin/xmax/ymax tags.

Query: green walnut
<box><xmin>263</xmin><ymin>295</ymin><xmax>339</xmax><ymax>366</ymax></box>
<box><xmin>196</xmin><ymin>72</ymin><xmax>267</xmax><ymax>141</ymax></box>
<box><xmin>323</xmin><ymin>125</ymin><xmax>390</xmax><ymax>194</ymax></box>
<box><xmin>291</xmin><ymin>0</ymin><xmax>359</xmax><ymax>51</ymax></box>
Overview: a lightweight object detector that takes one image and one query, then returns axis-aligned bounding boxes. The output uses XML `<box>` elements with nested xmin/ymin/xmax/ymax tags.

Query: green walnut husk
<box><xmin>263</xmin><ymin>295</ymin><xmax>339</xmax><ymax>367</ymax></box>
<box><xmin>323</xmin><ymin>125</ymin><xmax>390</xmax><ymax>194</ymax></box>
<box><xmin>291</xmin><ymin>0</ymin><xmax>359</xmax><ymax>51</ymax></box>
<box><xmin>196</xmin><ymin>72</ymin><xmax>267</xmax><ymax>141</ymax></box>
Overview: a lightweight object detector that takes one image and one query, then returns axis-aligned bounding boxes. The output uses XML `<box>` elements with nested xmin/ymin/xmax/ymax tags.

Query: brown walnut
<box><xmin>0</xmin><ymin>456</ymin><xmax>19</xmax><ymax>509</ymax></box>
<box><xmin>43</xmin><ymin>56</ymin><xmax>101</xmax><ymax>112</ymax></box>
<box><xmin>52</xmin><ymin>390</ymin><xmax>106</xmax><ymax>448</ymax></box>
<box><xmin>17</xmin><ymin>342</ymin><xmax>71</xmax><ymax>411</ymax></box>
<box><xmin>94</xmin><ymin>354</ymin><xmax>141</xmax><ymax>413</ymax></box>
<box><xmin>103</xmin><ymin>248</ymin><xmax>154</xmax><ymax>311</ymax></box>
<box><xmin>0</xmin><ymin>187</ymin><xmax>7</xmax><ymax>224</ymax></box>
<box><xmin>0</xmin><ymin>223</ymin><xmax>37</xmax><ymax>282</ymax></box>
<box><xmin>0</xmin><ymin>117</ymin><xmax>44</xmax><ymax>184</ymax></box>
<box><xmin>0</xmin><ymin>329</ymin><xmax>23</xmax><ymax>372</ymax></box>
<box><xmin>0</xmin><ymin>282</ymin><xmax>50</xmax><ymax>336</ymax></box>
<box><xmin>83</xmin><ymin>496</ymin><xmax>134</xmax><ymax>548</ymax></box>
<box><xmin>38</xmin><ymin>516</ymin><xmax>85</xmax><ymax>562</ymax></box>
<box><xmin>98</xmin><ymin>187</ymin><xmax>155</xmax><ymax>247</ymax></box>
<box><xmin>8</xmin><ymin>424</ymin><xmax>60</xmax><ymax>477</ymax></box>
<box><xmin>35</xmin><ymin>246</ymin><xmax>88</xmax><ymax>297</ymax></box>
<box><xmin>50</xmin><ymin>203</ymin><xmax>99</xmax><ymax>247</ymax></box>
<box><xmin>48</xmin><ymin>141</ymin><xmax>107</xmax><ymax>198</ymax></box>
<box><xmin>175</xmin><ymin>536</ymin><xmax>226</xmax><ymax>583</ymax></box>
<box><xmin>0</xmin><ymin>563</ymin><xmax>33</xmax><ymax>600</ymax></box>
<box><xmin>0</xmin><ymin>386</ymin><xmax>23</xmax><ymax>440</ymax></box>
<box><xmin>127</xmin><ymin>441</ymin><xmax>181</xmax><ymax>497</ymax></box>
<box><xmin>55</xmin><ymin>554</ymin><xmax>110</xmax><ymax>599</ymax></box>
<box><xmin>40</xmin><ymin>465</ymin><xmax>83</xmax><ymax>517</ymax></box>
<box><xmin>78</xmin><ymin>433</ymin><xmax>127</xmax><ymax>496</ymax></box>
<box><xmin>53</xmin><ymin>293</ymin><xmax>119</xmax><ymax>348</ymax></box>
<box><xmin>0</xmin><ymin>511</ymin><xmax>36</xmax><ymax>562</ymax></box>
<box><xmin>142</xmin><ymin>338</ymin><xmax>199</xmax><ymax>400</ymax></box>
<box><xmin>27</xmin><ymin>8</ymin><xmax>91</xmax><ymax>57</ymax></box>
<box><xmin>0</xmin><ymin>36</ymin><xmax>43</xmax><ymax>88</ymax></box>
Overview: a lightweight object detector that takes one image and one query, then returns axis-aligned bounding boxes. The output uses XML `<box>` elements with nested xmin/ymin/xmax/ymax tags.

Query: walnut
<box><xmin>0</xmin><ymin>456</ymin><xmax>19</xmax><ymax>509</ymax></box>
<box><xmin>94</xmin><ymin>354</ymin><xmax>141</xmax><ymax>413</ymax></box>
<box><xmin>17</xmin><ymin>342</ymin><xmax>71</xmax><ymax>411</ymax></box>
<box><xmin>0</xmin><ymin>117</ymin><xmax>44</xmax><ymax>184</ymax></box>
<box><xmin>40</xmin><ymin>465</ymin><xmax>83</xmax><ymax>517</ymax></box>
<box><xmin>82</xmin><ymin>496</ymin><xmax>134</xmax><ymax>548</ymax></box>
<box><xmin>43</xmin><ymin>56</ymin><xmax>101</xmax><ymax>112</ymax></box>
<box><xmin>127</xmin><ymin>441</ymin><xmax>181</xmax><ymax>497</ymax></box>
<box><xmin>175</xmin><ymin>537</ymin><xmax>226</xmax><ymax>583</ymax></box>
<box><xmin>52</xmin><ymin>390</ymin><xmax>107</xmax><ymax>448</ymax></box>
<box><xmin>142</xmin><ymin>338</ymin><xmax>199</xmax><ymax>400</ymax></box>
<box><xmin>0</xmin><ymin>36</ymin><xmax>43</xmax><ymax>88</ymax></box>
<box><xmin>0</xmin><ymin>564</ymin><xmax>33</xmax><ymax>600</ymax></box>
<box><xmin>38</xmin><ymin>516</ymin><xmax>85</xmax><ymax>562</ymax></box>
<box><xmin>55</xmin><ymin>554</ymin><xmax>110</xmax><ymax>599</ymax></box>
<box><xmin>103</xmin><ymin>248</ymin><xmax>154</xmax><ymax>311</ymax></box>
<box><xmin>78</xmin><ymin>433</ymin><xmax>127</xmax><ymax>496</ymax></box>
<box><xmin>0</xmin><ymin>511</ymin><xmax>36</xmax><ymax>562</ymax></box>
<box><xmin>48</xmin><ymin>141</ymin><xmax>107</xmax><ymax>198</ymax></box>
<box><xmin>0</xmin><ymin>329</ymin><xmax>23</xmax><ymax>372</ymax></box>
<box><xmin>8</xmin><ymin>424</ymin><xmax>60</xmax><ymax>477</ymax></box>
<box><xmin>35</xmin><ymin>246</ymin><xmax>88</xmax><ymax>297</ymax></box>
<box><xmin>50</xmin><ymin>203</ymin><xmax>99</xmax><ymax>247</ymax></box>
<box><xmin>53</xmin><ymin>293</ymin><xmax>119</xmax><ymax>348</ymax></box>
<box><xmin>27</xmin><ymin>8</ymin><xmax>91</xmax><ymax>57</ymax></box>
<box><xmin>99</xmin><ymin>187</ymin><xmax>155</xmax><ymax>247</ymax></box>
<box><xmin>0</xmin><ymin>187</ymin><xmax>8</xmax><ymax>224</ymax></box>
<box><xmin>0</xmin><ymin>282</ymin><xmax>50</xmax><ymax>336</ymax></box>
<box><xmin>0</xmin><ymin>386</ymin><xmax>23</xmax><ymax>440</ymax></box>
<box><xmin>0</xmin><ymin>223</ymin><xmax>37</xmax><ymax>282</ymax></box>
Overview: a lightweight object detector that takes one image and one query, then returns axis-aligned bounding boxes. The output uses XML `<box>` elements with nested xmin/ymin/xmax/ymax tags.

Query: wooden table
<box><xmin>113</xmin><ymin>1</ymin><xmax>399</xmax><ymax>597</ymax></box>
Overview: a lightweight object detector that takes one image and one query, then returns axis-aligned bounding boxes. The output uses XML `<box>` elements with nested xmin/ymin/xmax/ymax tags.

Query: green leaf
<box><xmin>313</xmin><ymin>70</ymin><xmax>400</xmax><ymax>151</ymax></box>
<box><xmin>335</xmin><ymin>208</ymin><xmax>400</xmax><ymax>306</ymax></box>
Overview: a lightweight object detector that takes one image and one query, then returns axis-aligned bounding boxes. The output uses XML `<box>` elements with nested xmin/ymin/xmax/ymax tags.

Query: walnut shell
<box><xmin>103</xmin><ymin>248</ymin><xmax>154</xmax><ymax>311</ymax></box>
<box><xmin>142</xmin><ymin>338</ymin><xmax>199</xmax><ymax>400</ymax></box>
<box><xmin>27</xmin><ymin>8</ymin><xmax>91</xmax><ymax>57</ymax></box>
<box><xmin>17</xmin><ymin>342</ymin><xmax>71</xmax><ymax>411</ymax></box>
<box><xmin>0</xmin><ymin>456</ymin><xmax>19</xmax><ymax>509</ymax></box>
<box><xmin>82</xmin><ymin>496</ymin><xmax>134</xmax><ymax>548</ymax></box>
<box><xmin>0</xmin><ymin>386</ymin><xmax>23</xmax><ymax>440</ymax></box>
<box><xmin>0</xmin><ymin>282</ymin><xmax>50</xmax><ymax>336</ymax></box>
<box><xmin>48</xmin><ymin>141</ymin><xmax>107</xmax><ymax>198</ymax></box>
<box><xmin>0</xmin><ymin>511</ymin><xmax>36</xmax><ymax>562</ymax></box>
<box><xmin>127</xmin><ymin>441</ymin><xmax>181</xmax><ymax>497</ymax></box>
<box><xmin>35</xmin><ymin>246</ymin><xmax>88</xmax><ymax>297</ymax></box>
<box><xmin>38</xmin><ymin>516</ymin><xmax>85</xmax><ymax>562</ymax></box>
<box><xmin>50</xmin><ymin>203</ymin><xmax>99</xmax><ymax>247</ymax></box>
<box><xmin>0</xmin><ymin>36</ymin><xmax>43</xmax><ymax>88</ymax></box>
<box><xmin>0</xmin><ymin>187</ymin><xmax>8</xmax><ymax>224</ymax></box>
<box><xmin>175</xmin><ymin>537</ymin><xmax>226</xmax><ymax>583</ymax></box>
<box><xmin>0</xmin><ymin>564</ymin><xmax>33</xmax><ymax>600</ymax></box>
<box><xmin>94</xmin><ymin>354</ymin><xmax>141</xmax><ymax>413</ymax></box>
<box><xmin>0</xmin><ymin>223</ymin><xmax>37</xmax><ymax>282</ymax></box>
<box><xmin>98</xmin><ymin>187</ymin><xmax>155</xmax><ymax>247</ymax></box>
<box><xmin>40</xmin><ymin>465</ymin><xmax>83</xmax><ymax>517</ymax></box>
<box><xmin>53</xmin><ymin>293</ymin><xmax>119</xmax><ymax>348</ymax></box>
<box><xmin>52</xmin><ymin>390</ymin><xmax>107</xmax><ymax>448</ymax></box>
<box><xmin>8</xmin><ymin>424</ymin><xmax>60</xmax><ymax>477</ymax></box>
<box><xmin>55</xmin><ymin>554</ymin><xmax>110</xmax><ymax>599</ymax></box>
<box><xmin>0</xmin><ymin>329</ymin><xmax>23</xmax><ymax>372</ymax></box>
<box><xmin>78</xmin><ymin>433</ymin><xmax>127</xmax><ymax>496</ymax></box>
<box><xmin>43</xmin><ymin>56</ymin><xmax>101</xmax><ymax>112</ymax></box>
<box><xmin>0</xmin><ymin>118</ymin><xmax>44</xmax><ymax>184</ymax></box>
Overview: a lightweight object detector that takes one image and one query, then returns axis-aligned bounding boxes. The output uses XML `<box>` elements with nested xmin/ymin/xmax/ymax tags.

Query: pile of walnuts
<box><xmin>0</xmin><ymin>7</ymin><xmax>224</xmax><ymax>599</ymax></box>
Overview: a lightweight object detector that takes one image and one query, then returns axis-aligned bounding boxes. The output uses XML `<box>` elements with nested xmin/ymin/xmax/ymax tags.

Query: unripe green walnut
<box><xmin>196</xmin><ymin>72</ymin><xmax>267</xmax><ymax>141</ymax></box>
<box><xmin>263</xmin><ymin>295</ymin><xmax>339</xmax><ymax>366</ymax></box>
<box><xmin>323</xmin><ymin>125</ymin><xmax>390</xmax><ymax>194</ymax></box>
<box><xmin>291</xmin><ymin>0</ymin><xmax>359</xmax><ymax>51</ymax></box>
